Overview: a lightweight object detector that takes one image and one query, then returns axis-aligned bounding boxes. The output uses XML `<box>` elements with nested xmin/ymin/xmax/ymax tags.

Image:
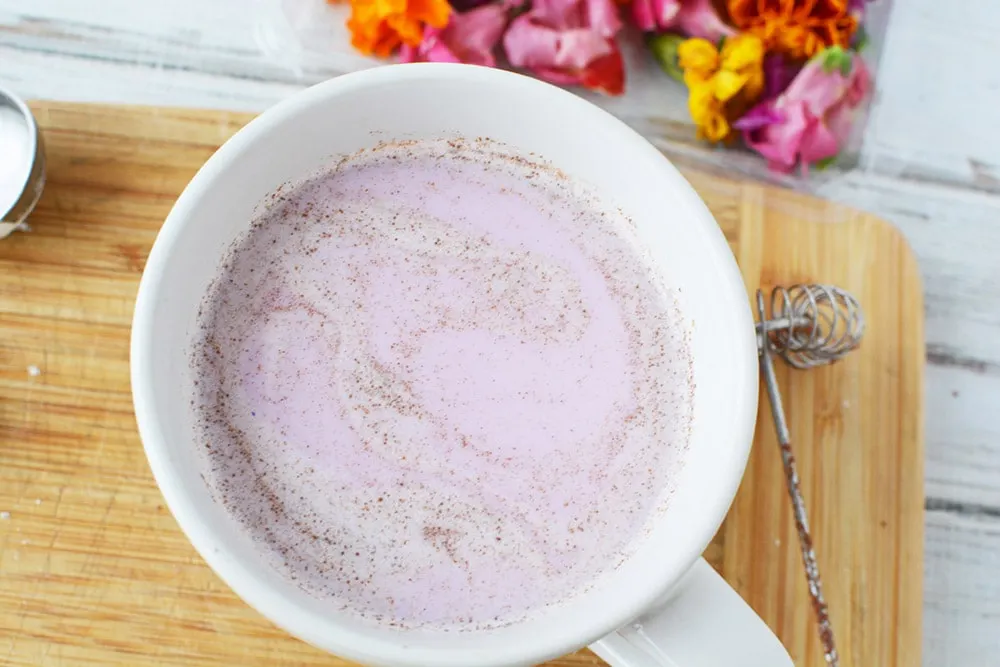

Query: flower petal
<box><xmin>698</xmin><ymin>110</ymin><xmax>730</xmax><ymax>142</ymax></box>
<box><xmin>743</xmin><ymin>101</ymin><xmax>810</xmax><ymax>170</ymax></box>
<box><xmin>503</xmin><ymin>0</ymin><xmax>623</xmax><ymax>92</ymax></box>
<box><xmin>448</xmin><ymin>0</ymin><xmax>494</xmax><ymax>10</ymax></box>
<box><xmin>503</xmin><ymin>16</ymin><xmax>561</xmax><ymax>68</ymax></box>
<box><xmin>687</xmin><ymin>84</ymin><xmax>718</xmax><ymax>124</ymax></box>
<box><xmin>555</xmin><ymin>28</ymin><xmax>613</xmax><ymax>69</ymax></box>
<box><xmin>631</xmin><ymin>0</ymin><xmax>679</xmax><ymax>32</ymax></box>
<box><xmin>580</xmin><ymin>46</ymin><xmax>625</xmax><ymax>95</ymax></box>
<box><xmin>732</xmin><ymin>102</ymin><xmax>784</xmax><ymax>131</ymax></box>
<box><xmin>677</xmin><ymin>38</ymin><xmax>719</xmax><ymax>76</ymax></box>
<box><xmin>682</xmin><ymin>69</ymin><xmax>713</xmax><ymax>89</ymax></box>
<box><xmin>631</xmin><ymin>0</ymin><xmax>656</xmax><ymax>32</ymax></box>
<box><xmin>409</xmin><ymin>0</ymin><xmax>452</xmax><ymax>28</ymax></box>
<box><xmin>677</xmin><ymin>0</ymin><xmax>735</xmax><ymax>41</ymax></box>
<box><xmin>798</xmin><ymin>119</ymin><xmax>840</xmax><ymax>165</ymax></box>
<box><xmin>386</xmin><ymin>12</ymin><xmax>428</xmax><ymax>46</ymax></box>
<box><xmin>585</xmin><ymin>0</ymin><xmax>623</xmax><ymax>38</ymax></box>
<box><xmin>845</xmin><ymin>54</ymin><xmax>872</xmax><ymax>105</ymax></box>
<box><xmin>713</xmin><ymin>69</ymin><xmax>749</xmax><ymax>102</ymax></box>
<box><xmin>398</xmin><ymin>42</ymin><xmax>421</xmax><ymax>63</ymax></box>
<box><xmin>531</xmin><ymin>67</ymin><xmax>585</xmax><ymax>86</ymax></box>
<box><xmin>530</xmin><ymin>0</ymin><xmax>582</xmax><ymax>29</ymax></box>
<box><xmin>782</xmin><ymin>56</ymin><xmax>848</xmax><ymax>117</ymax></box>
<box><xmin>441</xmin><ymin>4</ymin><xmax>508</xmax><ymax>66</ymax></box>
<box><xmin>763</xmin><ymin>53</ymin><xmax>798</xmax><ymax>99</ymax></box>
<box><xmin>720</xmin><ymin>34</ymin><xmax>763</xmax><ymax>72</ymax></box>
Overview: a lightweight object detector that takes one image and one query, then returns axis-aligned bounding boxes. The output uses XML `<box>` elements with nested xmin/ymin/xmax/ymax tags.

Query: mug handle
<box><xmin>588</xmin><ymin>558</ymin><xmax>793</xmax><ymax>667</ymax></box>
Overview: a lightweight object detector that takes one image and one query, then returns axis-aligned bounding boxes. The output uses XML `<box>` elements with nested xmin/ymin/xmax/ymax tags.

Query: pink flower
<box><xmin>735</xmin><ymin>48</ymin><xmax>872</xmax><ymax>173</ymax></box>
<box><xmin>632</xmin><ymin>0</ymin><xmax>734</xmax><ymax>41</ymax></box>
<box><xmin>400</xmin><ymin>4</ymin><xmax>509</xmax><ymax>66</ymax></box>
<box><xmin>502</xmin><ymin>0</ymin><xmax>625</xmax><ymax>95</ymax></box>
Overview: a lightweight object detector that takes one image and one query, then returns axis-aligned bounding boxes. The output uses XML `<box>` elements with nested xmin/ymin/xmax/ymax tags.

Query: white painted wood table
<box><xmin>1</xmin><ymin>1</ymin><xmax>998</xmax><ymax>665</ymax></box>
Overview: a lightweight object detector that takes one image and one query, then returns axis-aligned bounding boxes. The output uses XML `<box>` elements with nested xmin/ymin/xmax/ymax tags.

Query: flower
<box><xmin>734</xmin><ymin>47</ymin><xmax>873</xmax><ymax>172</ymax></box>
<box><xmin>503</xmin><ymin>0</ymin><xmax>626</xmax><ymax>95</ymax></box>
<box><xmin>677</xmin><ymin>33</ymin><xmax>764</xmax><ymax>141</ymax></box>
<box><xmin>632</xmin><ymin>0</ymin><xmax>734</xmax><ymax>41</ymax></box>
<box><xmin>345</xmin><ymin>0</ymin><xmax>452</xmax><ymax>57</ymax></box>
<box><xmin>726</xmin><ymin>0</ymin><xmax>858</xmax><ymax>60</ymax></box>
<box><xmin>449</xmin><ymin>0</ymin><xmax>496</xmax><ymax>10</ymax></box>
<box><xmin>400</xmin><ymin>4</ymin><xmax>509</xmax><ymax>65</ymax></box>
<box><xmin>687</xmin><ymin>85</ymin><xmax>730</xmax><ymax>141</ymax></box>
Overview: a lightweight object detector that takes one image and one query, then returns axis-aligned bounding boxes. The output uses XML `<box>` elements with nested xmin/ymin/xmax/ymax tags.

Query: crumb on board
<box><xmin>27</xmin><ymin>365</ymin><xmax>41</xmax><ymax>377</ymax></box>
<box><xmin>0</xmin><ymin>511</ymin><xmax>10</xmax><ymax>520</ymax></box>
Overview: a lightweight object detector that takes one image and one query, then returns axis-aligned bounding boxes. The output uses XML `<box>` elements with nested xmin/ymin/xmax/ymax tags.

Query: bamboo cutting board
<box><xmin>0</xmin><ymin>103</ymin><xmax>923</xmax><ymax>667</ymax></box>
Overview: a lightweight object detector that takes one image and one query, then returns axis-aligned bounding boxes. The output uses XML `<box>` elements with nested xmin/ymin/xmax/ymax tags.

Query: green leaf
<box><xmin>647</xmin><ymin>33</ymin><xmax>686</xmax><ymax>83</ymax></box>
<box><xmin>819</xmin><ymin>46</ymin><xmax>852</xmax><ymax>76</ymax></box>
<box><xmin>813</xmin><ymin>155</ymin><xmax>838</xmax><ymax>171</ymax></box>
<box><xmin>821</xmin><ymin>49</ymin><xmax>838</xmax><ymax>73</ymax></box>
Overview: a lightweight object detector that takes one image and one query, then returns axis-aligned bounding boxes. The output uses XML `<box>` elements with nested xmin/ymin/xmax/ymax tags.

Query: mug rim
<box><xmin>131</xmin><ymin>63</ymin><xmax>758</xmax><ymax>666</ymax></box>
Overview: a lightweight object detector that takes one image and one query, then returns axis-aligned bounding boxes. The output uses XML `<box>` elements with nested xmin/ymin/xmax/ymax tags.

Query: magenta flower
<box><xmin>400</xmin><ymin>4</ymin><xmax>509</xmax><ymax>66</ymax></box>
<box><xmin>763</xmin><ymin>53</ymin><xmax>798</xmax><ymax>99</ymax></box>
<box><xmin>502</xmin><ymin>0</ymin><xmax>625</xmax><ymax>95</ymax></box>
<box><xmin>734</xmin><ymin>48</ymin><xmax>872</xmax><ymax>173</ymax></box>
<box><xmin>631</xmin><ymin>0</ymin><xmax>734</xmax><ymax>41</ymax></box>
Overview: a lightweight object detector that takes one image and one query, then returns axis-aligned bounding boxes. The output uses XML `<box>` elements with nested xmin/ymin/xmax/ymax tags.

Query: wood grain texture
<box><xmin>2</xmin><ymin>4</ymin><xmax>997</xmax><ymax>661</ymax></box>
<box><xmin>0</xmin><ymin>103</ymin><xmax>923</xmax><ymax>666</ymax></box>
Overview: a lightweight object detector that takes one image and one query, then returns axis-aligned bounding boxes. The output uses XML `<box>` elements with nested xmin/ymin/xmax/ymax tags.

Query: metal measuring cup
<box><xmin>0</xmin><ymin>83</ymin><xmax>46</xmax><ymax>239</ymax></box>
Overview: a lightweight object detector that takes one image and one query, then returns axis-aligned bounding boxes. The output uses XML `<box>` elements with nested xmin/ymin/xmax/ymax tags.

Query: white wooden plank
<box><xmin>820</xmin><ymin>173</ymin><xmax>1000</xmax><ymax>369</ymax></box>
<box><xmin>859</xmin><ymin>0</ymin><xmax>1000</xmax><ymax>191</ymax></box>
<box><xmin>925</xmin><ymin>509</ymin><xmax>1000</xmax><ymax>667</ymax></box>
<box><xmin>0</xmin><ymin>46</ymin><xmax>298</xmax><ymax>112</ymax></box>
<box><xmin>925</xmin><ymin>364</ymin><xmax>1000</xmax><ymax>509</ymax></box>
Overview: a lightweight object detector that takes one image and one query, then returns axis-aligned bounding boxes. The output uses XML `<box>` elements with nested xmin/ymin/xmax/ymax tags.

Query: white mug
<box><xmin>131</xmin><ymin>63</ymin><xmax>793</xmax><ymax>667</ymax></box>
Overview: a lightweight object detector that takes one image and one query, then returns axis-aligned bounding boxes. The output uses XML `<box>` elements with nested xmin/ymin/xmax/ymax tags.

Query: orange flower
<box><xmin>343</xmin><ymin>0</ymin><xmax>452</xmax><ymax>57</ymax></box>
<box><xmin>726</xmin><ymin>0</ymin><xmax>858</xmax><ymax>60</ymax></box>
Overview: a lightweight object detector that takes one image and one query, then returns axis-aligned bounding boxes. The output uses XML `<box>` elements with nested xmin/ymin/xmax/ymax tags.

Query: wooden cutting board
<box><xmin>0</xmin><ymin>102</ymin><xmax>923</xmax><ymax>667</ymax></box>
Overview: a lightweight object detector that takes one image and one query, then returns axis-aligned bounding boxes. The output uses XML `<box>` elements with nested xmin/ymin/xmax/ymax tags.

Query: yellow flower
<box><xmin>687</xmin><ymin>84</ymin><xmax>716</xmax><ymax>125</ymax></box>
<box><xmin>678</xmin><ymin>34</ymin><xmax>765</xmax><ymax>143</ymax></box>
<box><xmin>699</xmin><ymin>110</ymin><xmax>730</xmax><ymax>142</ymax></box>
<box><xmin>721</xmin><ymin>34</ymin><xmax>764</xmax><ymax>100</ymax></box>
<box><xmin>687</xmin><ymin>85</ymin><xmax>730</xmax><ymax>142</ymax></box>
<box><xmin>678</xmin><ymin>38</ymin><xmax>719</xmax><ymax>88</ymax></box>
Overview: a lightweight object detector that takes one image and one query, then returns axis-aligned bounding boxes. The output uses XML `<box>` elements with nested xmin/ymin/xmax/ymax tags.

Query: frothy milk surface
<box><xmin>191</xmin><ymin>138</ymin><xmax>693</xmax><ymax>630</ymax></box>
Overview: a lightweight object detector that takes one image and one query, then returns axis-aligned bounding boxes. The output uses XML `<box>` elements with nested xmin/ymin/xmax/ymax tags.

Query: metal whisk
<box><xmin>755</xmin><ymin>285</ymin><xmax>865</xmax><ymax>667</ymax></box>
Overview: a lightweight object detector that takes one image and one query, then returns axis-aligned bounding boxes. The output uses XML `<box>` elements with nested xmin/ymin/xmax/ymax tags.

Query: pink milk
<box><xmin>191</xmin><ymin>138</ymin><xmax>693</xmax><ymax>630</ymax></box>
